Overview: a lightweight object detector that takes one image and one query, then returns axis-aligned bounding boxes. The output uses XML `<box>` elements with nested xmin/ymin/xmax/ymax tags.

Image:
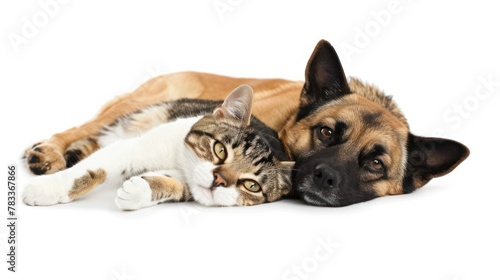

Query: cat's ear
<box><xmin>214</xmin><ymin>84</ymin><xmax>254</xmax><ymax>126</ymax></box>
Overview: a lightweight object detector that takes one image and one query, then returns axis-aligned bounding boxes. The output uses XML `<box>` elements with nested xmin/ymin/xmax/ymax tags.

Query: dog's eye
<box><xmin>366</xmin><ymin>159</ymin><xmax>384</xmax><ymax>173</ymax></box>
<box><xmin>213</xmin><ymin>141</ymin><xmax>227</xmax><ymax>162</ymax></box>
<box><xmin>319</xmin><ymin>127</ymin><xmax>333</xmax><ymax>140</ymax></box>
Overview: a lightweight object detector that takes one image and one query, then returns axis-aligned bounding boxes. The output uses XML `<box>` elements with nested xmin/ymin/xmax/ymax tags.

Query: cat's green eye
<box><xmin>213</xmin><ymin>141</ymin><xmax>227</xmax><ymax>161</ymax></box>
<box><xmin>242</xmin><ymin>180</ymin><xmax>261</xmax><ymax>192</ymax></box>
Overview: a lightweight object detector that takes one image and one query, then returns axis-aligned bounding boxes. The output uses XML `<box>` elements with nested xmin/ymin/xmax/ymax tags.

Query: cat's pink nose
<box><xmin>213</xmin><ymin>172</ymin><xmax>227</xmax><ymax>187</ymax></box>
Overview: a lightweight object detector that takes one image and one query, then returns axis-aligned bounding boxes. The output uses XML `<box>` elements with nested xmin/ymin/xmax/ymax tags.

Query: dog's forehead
<box><xmin>312</xmin><ymin>95</ymin><xmax>408</xmax><ymax>135</ymax></box>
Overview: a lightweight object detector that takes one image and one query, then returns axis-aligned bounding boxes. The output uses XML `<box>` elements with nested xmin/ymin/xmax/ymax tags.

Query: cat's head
<box><xmin>184</xmin><ymin>85</ymin><xmax>293</xmax><ymax>206</ymax></box>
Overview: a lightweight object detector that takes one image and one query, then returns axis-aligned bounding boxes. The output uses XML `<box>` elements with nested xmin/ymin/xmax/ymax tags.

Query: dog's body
<box><xmin>25</xmin><ymin>40</ymin><xmax>469</xmax><ymax>206</ymax></box>
<box><xmin>25</xmin><ymin>72</ymin><xmax>304</xmax><ymax>175</ymax></box>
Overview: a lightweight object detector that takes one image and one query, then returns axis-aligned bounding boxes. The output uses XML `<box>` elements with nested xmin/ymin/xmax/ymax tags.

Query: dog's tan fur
<box><xmin>25</xmin><ymin>72</ymin><xmax>305</xmax><ymax>174</ymax></box>
<box><xmin>26</xmin><ymin>72</ymin><xmax>395</xmax><ymax>175</ymax></box>
<box><xmin>24</xmin><ymin>40</ymin><xmax>469</xmax><ymax>207</ymax></box>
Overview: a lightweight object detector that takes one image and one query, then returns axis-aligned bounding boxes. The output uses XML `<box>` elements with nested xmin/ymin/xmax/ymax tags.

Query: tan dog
<box><xmin>24</xmin><ymin>39</ymin><xmax>469</xmax><ymax>206</ymax></box>
<box><xmin>25</xmin><ymin>72</ymin><xmax>303</xmax><ymax>175</ymax></box>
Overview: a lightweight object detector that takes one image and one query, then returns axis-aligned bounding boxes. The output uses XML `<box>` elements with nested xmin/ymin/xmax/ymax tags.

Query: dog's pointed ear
<box><xmin>214</xmin><ymin>84</ymin><xmax>254</xmax><ymax>126</ymax></box>
<box><xmin>403</xmin><ymin>134</ymin><xmax>470</xmax><ymax>193</ymax></box>
<box><xmin>301</xmin><ymin>39</ymin><xmax>351</xmax><ymax>107</ymax></box>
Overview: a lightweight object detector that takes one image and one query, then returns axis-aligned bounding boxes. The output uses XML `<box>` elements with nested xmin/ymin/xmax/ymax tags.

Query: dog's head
<box><xmin>281</xmin><ymin>40</ymin><xmax>470</xmax><ymax>206</ymax></box>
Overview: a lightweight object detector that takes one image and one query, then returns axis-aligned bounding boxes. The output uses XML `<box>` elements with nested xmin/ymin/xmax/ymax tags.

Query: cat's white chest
<box><xmin>127</xmin><ymin>116</ymin><xmax>203</xmax><ymax>171</ymax></box>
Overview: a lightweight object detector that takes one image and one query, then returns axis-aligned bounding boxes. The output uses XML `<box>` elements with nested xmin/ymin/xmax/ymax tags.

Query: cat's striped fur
<box><xmin>22</xmin><ymin>85</ymin><xmax>292</xmax><ymax>209</ymax></box>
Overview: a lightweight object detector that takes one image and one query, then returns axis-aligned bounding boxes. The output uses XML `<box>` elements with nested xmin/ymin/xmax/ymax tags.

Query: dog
<box><xmin>24</xmin><ymin>39</ymin><xmax>469</xmax><ymax>206</ymax></box>
<box><xmin>280</xmin><ymin>41</ymin><xmax>470</xmax><ymax>206</ymax></box>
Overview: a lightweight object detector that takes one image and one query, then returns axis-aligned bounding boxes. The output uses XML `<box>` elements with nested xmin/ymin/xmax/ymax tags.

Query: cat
<box><xmin>22</xmin><ymin>85</ymin><xmax>293</xmax><ymax>210</ymax></box>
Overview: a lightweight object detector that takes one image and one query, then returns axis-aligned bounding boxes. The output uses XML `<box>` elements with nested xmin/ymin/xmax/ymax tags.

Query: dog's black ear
<box><xmin>402</xmin><ymin>134</ymin><xmax>470</xmax><ymax>193</ymax></box>
<box><xmin>301</xmin><ymin>39</ymin><xmax>350</xmax><ymax>107</ymax></box>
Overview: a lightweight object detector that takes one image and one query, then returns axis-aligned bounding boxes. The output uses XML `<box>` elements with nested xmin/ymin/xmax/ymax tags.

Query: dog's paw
<box><xmin>22</xmin><ymin>174</ymin><xmax>72</xmax><ymax>206</ymax></box>
<box><xmin>115</xmin><ymin>176</ymin><xmax>154</xmax><ymax>211</ymax></box>
<box><xmin>25</xmin><ymin>142</ymin><xmax>66</xmax><ymax>175</ymax></box>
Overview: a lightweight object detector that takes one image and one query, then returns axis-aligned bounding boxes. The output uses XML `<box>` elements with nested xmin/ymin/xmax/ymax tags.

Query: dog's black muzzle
<box><xmin>292</xmin><ymin>149</ymin><xmax>376</xmax><ymax>207</ymax></box>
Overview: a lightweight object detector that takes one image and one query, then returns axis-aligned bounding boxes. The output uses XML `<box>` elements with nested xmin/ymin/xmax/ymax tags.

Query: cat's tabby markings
<box><xmin>23</xmin><ymin>85</ymin><xmax>293</xmax><ymax>210</ymax></box>
<box><xmin>68</xmin><ymin>169</ymin><xmax>106</xmax><ymax>200</ymax></box>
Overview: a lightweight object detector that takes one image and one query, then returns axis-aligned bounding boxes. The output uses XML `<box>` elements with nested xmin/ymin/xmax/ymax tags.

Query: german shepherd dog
<box><xmin>24</xmin><ymin>40</ymin><xmax>469</xmax><ymax>206</ymax></box>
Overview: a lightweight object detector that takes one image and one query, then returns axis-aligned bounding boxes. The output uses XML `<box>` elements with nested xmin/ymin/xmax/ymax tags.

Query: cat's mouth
<box><xmin>202</xmin><ymin>184</ymin><xmax>226</xmax><ymax>198</ymax></box>
<box><xmin>193</xmin><ymin>184</ymin><xmax>215</xmax><ymax>203</ymax></box>
<box><xmin>204</xmin><ymin>185</ymin><xmax>216</xmax><ymax>195</ymax></box>
<box><xmin>191</xmin><ymin>184</ymin><xmax>239</xmax><ymax>207</ymax></box>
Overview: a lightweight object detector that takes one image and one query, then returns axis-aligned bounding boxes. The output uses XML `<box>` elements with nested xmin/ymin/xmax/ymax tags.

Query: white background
<box><xmin>1</xmin><ymin>1</ymin><xmax>499</xmax><ymax>279</ymax></box>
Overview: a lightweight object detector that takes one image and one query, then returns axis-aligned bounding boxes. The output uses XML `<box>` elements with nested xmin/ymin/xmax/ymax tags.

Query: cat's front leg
<box><xmin>115</xmin><ymin>170</ymin><xmax>189</xmax><ymax>211</ymax></box>
<box><xmin>23</xmin><ymin>168</ymin><xmax>106</xmax><ymax>206</ymax></box>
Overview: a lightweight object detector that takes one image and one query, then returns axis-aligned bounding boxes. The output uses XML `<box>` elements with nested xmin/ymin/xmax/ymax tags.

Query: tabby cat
<box><xmin>22</xmin><ymin>85</ymin><xmax>293</xmax><ymax>209</ymax></box>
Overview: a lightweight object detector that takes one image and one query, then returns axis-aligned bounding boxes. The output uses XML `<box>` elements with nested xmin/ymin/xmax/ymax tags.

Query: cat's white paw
<box><xmin>115</xmin><ymin>176</ymin><xmax>154</xmax><ymax>211</ymax></box>
<box><xmin>23</xmin><ymin>174</ymin><xmax>72</xmax><ymax>206</ymax></box>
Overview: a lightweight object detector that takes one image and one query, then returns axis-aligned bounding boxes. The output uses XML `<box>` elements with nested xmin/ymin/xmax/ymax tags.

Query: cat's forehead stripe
<box><xmin>255</xmin><ymin>167</ymin><xmax>264</xmax><ymax>176</ymax></box>
<box><xmin>260</xmin><ymin>174</ymin><xmax>269</xmax><ymax>185</ymax></box>
<box><xmin>189</xmin><ymin>130</ymin><xmax>214</xmax><ymax>139</ymax></box>
<box><xmin>242</xmin><ymin>133</ymin><xmax>256</xmax><ymax>152</ymax></box>
<box><xmin>243</xmin><ymin>134</ymin><xmax>272</xmax><ymax>156</ymax></box>
<box><xmin>254</xmin><ymin>154</ymin><xmax>273</xmax><ymax>166</ymax></box>
<box><xmin>222</xmin><ymin>134</ymin><xmax>233</xmax><ymax>144</ymax></box>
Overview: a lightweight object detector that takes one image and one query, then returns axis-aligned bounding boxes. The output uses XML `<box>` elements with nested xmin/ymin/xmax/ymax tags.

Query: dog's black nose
<box><xmin>313</xmin><ymin>164</ymin><xmax>341</xmax><ymax>189</ymax></box>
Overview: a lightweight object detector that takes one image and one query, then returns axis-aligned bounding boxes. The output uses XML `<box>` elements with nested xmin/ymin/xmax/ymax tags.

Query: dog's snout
<box><xmin>313</xmin><ymin>164</ymin><xmax>341</xmax><ymax>189</ymax></box>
